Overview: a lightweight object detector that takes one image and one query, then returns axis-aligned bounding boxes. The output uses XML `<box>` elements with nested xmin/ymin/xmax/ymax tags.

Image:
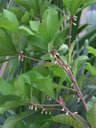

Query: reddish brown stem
<box><xmin>31</xmin><ymin>103</ymin><xmax>61</xmax><ymax>107</ymax></box>
<box><xmin>51</xmin><ymin>50</ymin><xmax>88</xmax><ymax>112</ymax></box>
<box><xmin>68</xmin><ymin>16</ymin><xmax>73</xmax><ymax>48</ymax></box>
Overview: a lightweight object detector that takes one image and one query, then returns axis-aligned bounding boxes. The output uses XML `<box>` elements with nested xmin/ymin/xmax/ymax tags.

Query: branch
<box><xmin>68</xmin><ymin>16</ymin><xmax>73</xmax><ymax>48</ymax></box>
<box><xmin>29</xmin><ymin>97</ymin><xmax>84</xmax><ymax>126</ymax></box>
<box><xmin>51</xmin><ymin>49</ymin><xmax>88</xmax><ymax>112</ymax></box>
<box><xmin>17</xmin><ymin>51</ymin><xmax>48</xmax><ymax>63</ymax></box>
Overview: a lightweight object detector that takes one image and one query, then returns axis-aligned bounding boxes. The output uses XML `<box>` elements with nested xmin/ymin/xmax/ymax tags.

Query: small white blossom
<box><xmin>21</xmin><ymin>58</ymin><xmax>24</xmax><ymax>62</ymax></box>
<box><xmin>29</xmin><ymin>106</ymin><xmax>31</xmax><ymax>110</ymax></box>
<box><xmin>41</xmin><ymin>108</ymin><xmax>45</xmax><ymax>114</ymax></box>
<box><xmin>29</xmin><ymin>105</ymin><xmax>33</xmax><ymax>110</ymax></box>
<box><xmin>31</xmin><ymin>105</ymin><xmax>34</xmax><ymax>110</ymax></box>
<box><xmin>74</xmin><ymin>18</ymin><xmax>77</xmax><ymax>21</ymax></box>
<box><xmin>65</xmin><ymin>111</ymin><xmax>69</xmax><ymax>115</ymax></box>
<box><xmin>62</xmin><ymin>107</ymin><xmax>65</xmax><ymax>112</ymax></box>
<box><xmin>73</xmin><ymin>22</ymin><xmax>76</xmax><ymax>26</ymax></box>
<box><xmin>41</xmin><ymin>110</ymin><xmax>44</xmax><ymax>114</ymax></box>
<box><xmin>50</xmin><ymin>54</ymin><xmax>53</xmax><ymax>58</ymax></box>
<box><xmin>71</xmin><ymin>83</ymin><xmax>74</xmax><ymax>87</ymax></box>
<box><xmin>54</xmin><ymin>61</ymin><xmax>58</xmax><ymax>64</ymax></box>
<box><xmin>73</xmin><ymin>15</ymin><xmax>77</xmax><ymax>19</ymax></box>
<box><xmin>35</xmin><ymin>106</ymin><xmax>37</xmax><ymax>111</ymax></box>
<box><xmin>21</xmin><ymin>51</ymin><xmax>23</xmax><ymax>54</ymax></box>
<box><xmin>45</xmin><ymin>111</ymin><xmax>48</xmax><ymax>115</ymax></box>
<box><xmin>49</xmin><ymin>111</ymin><xmax>52</xmax><ymax>115</ymax></box>
<box><xmin>77</xmin><ymin>98</ymin><xmax>80</xmax><ymax>103</ymax></box>
<box><xmin>74</xmin><ymin>112</ymin><xmax>78</xmax><ymax>114</ymax></box>
<box><xmin>18</xmin><ymin>55</ymin><xmax>21</xmax><ymax>61</ymax></box>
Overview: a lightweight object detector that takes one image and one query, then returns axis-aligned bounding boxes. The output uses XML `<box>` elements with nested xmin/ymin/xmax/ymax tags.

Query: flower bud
<box><xmin>41</xmin><ymin>108</ymin><xmax>45</xmax><ymax>114</ymax></box>
<box><xmin>62</xmin><ymin>107</ymin><xmax>65</xmax><ymax>112</ymax></box>
<box><xmin>65</xmin><ymin>111</ymin><xmax>69</xmax><ymax>115</ymax></box>
<box><xmin>49</xmin><ymin>111</ymin><xmax>52</xmax><ymax>115</ymax></box>
<box><xmin>45</xmin><ymin>111</ymin><xmax>48</xmax><ymax>115</ymax></box>
<box><xmin>77</xmin><ymin>98</ymin><xmax>80</xmax><ymax>103</ymax></box>
<box><xmin>35</xmin><ymin>106</ymin><xmax>37</xmax><ymax>111</ymax></box>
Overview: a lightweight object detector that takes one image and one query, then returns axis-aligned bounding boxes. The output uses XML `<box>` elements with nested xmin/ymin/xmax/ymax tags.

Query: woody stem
<box><xmin>51</xmin><ymin>50</ymin><xmax>88</xmax><ymax>112</ymax></box>
<box><xmin>68</xmin><ymin>16</ymin><xmax>73</xmax><ymax>48</ymax></box>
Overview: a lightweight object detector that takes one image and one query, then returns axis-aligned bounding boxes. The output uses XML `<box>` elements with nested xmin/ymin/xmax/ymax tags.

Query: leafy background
<box><xmin>0</xmin><ymin>0</ymin><xmax>96</xmax><ymax>128</ymax></box>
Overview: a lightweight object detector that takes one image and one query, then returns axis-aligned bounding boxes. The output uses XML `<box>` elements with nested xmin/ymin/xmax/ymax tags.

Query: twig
<box><xmin>51</xmin><ymin>49</ymin><xmax>88</xmax><ymax>112</ymax></box>
<box><xmin>29</xmin><ymin>97</ymin><xmax>87</xmax><ymax>127</ymax></box>
<box><xmin>22</xmin><ymin>54</ymin><xmax>46</xmax><ymax>62</ymax></box>
<box><xmin>68</xmin><ymin>16</ymin><xmax>73</xmax><ymax>48</ymax></box>
<box><xmin>30</xmin><ymin>103</ymin><xmax>61</xmax><ymax>107</ymax></box>
<box><xmin>56</xmin><ymin>96</ymin><xmax>88</xmax><ymax>127</ymax></box>
<box><xmin>17</xmin><ymin>52</ymin><xmax>48</xmax><ymax>63</ymax></box>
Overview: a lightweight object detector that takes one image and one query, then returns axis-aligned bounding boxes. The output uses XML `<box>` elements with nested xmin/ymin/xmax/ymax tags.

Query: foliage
<box><xmin>0</xmin><ymin>0</ymin><xmax>96</xmax><ymax>128</ymax></box>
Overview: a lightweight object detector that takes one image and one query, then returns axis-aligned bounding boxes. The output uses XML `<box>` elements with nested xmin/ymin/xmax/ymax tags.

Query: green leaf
<box><xmin>38</xmin><ymin>7</ymin><xmax>59</xmax><ymax>43</ymax></box>
<box><xmin>15</xmin><ymin>0</ymin><xmax>30</xmax><ymax>10</ymax></box>
<box><xmin>3</xmin><ymin>9</ymin><xmax>19</xmax><ymax>29</ymax></box>
<box><xmin>14</xmin><ymin>76</ymin><xmax>30</xmax><ymax>100</ymax></box>
<box><xmin>0</xmin><ymin>95</ymin><xmax>20</xmax><ymax>105</ymax></box>
<box><xmin>86</xmin><ymin>63</ymin><xmax>96</xmax><ymax>76</ymax></box>
<box><xmin>21</xmin><ymin>11</ymin><xmax>30</xmax><ymax>24</ymax></box>
<box><xmin>48</xmin><ymin>65</ymin><xmax>71</xmax><ymax>82</ymax></box>
<box><xmin>0</xmin><ymin>9</ymin><xmax>19</xmax><ymax>32</ymax></box>
<box><xmin>15</xmin><ymin>122</ymin><xmax>26</xmax><ymax>128</ymax></box>
<box><xmin>58</xmin><ymin>44</ymin><xmax>68</xmax><ymax>54</ymax></box>
<box><xmin>0</xmin><ymin>78</ymin><xmax>14</xmax><ymax>95</ymax></box>
<box><xmin>27</xmin><ymin>111</ymin><xmax>51</xmax><ymax>128</ymax></box>
<box><xmin>86</xmin><ymin>102</ymin><xmax>96</xmax><ymax>128</ymax></box>
<box><xmin>53</xmin><ymin>84</ymin><xmax>75</xmax><ymax>92</ymax></box>
<box><xmin>73</xmin><ymin>55</ymin><xmax>89</xmax><ymax>76</ymax></box>
<box><xmin>0</xmin><ymin>16</ymin><xmax>18</xmax><ymax>32</ymax></box>
<box><xmin>0</xmin><ymin>29</ymin><xmax>16</xmax><ymax>56</ymax></box>
<box><xmin>9</xmin><ymin>7</ymin><xmax>23</xmax><ymax>21</ymax></box>
<box><xmin>23</xmin><ymin>68</ymin><xmax>55</xmax><ymax>98</ymax></box>
<box><xmin>28</xmin><ymin>7</ymin><xmax>59</xmax><ymax>51</ymax></box>
<box><xmin>3</xmin><ymin>111</ymin><xmax>33</xmax><ymax>128</ymax></box>
<box><xmin>28</xmin><ymin>36</ymin><xmax>47</xmax><ymax>51</ymax></box>
<box><xmin>30</xmin><ymin>21</ymin><xmax>40</xmax><ymax>33</ymax></box>
<box><xmin>41</xmin><ymin>53</ymin><xmax>51</xmax><ymax>61</ymax></box>
<box><xmin>52</xmin><ymin>114</ymin><xmax>89</xmax><ymax>128</ymax></box>
<box><xmin>63</xmin><ymin>0</ymin><xmax>87</xmax><ymax>15</ymax></box>
<box><xmin>43</xmin><ymin>7</ymin><xmax>59</xmax><ymax>40</ymax></box>
<box><xmin>38</xmin><ymin>23</ymin><xmax>49</xmax><ymax>43</ymax></box>
<box><xmin>33</xmin><ymin>77</ymin><xmax>54</xmax><ymax>98</ymax></box>
<box><xmin>16</xmin><ymin>0</ymin><xmax>49</xmax><ymax>17</ymax></box>
<box><xmin>87</xmin><ymin>96</ymin><xmax>96</xmax><ymax>110</ymax></box>
<box><xmin>87</xmin><ymin>46</ymin><xmax>96</xmax><ymax>56</ymax></box>
<box><xmin>19</xmin><ymin>26</ymin><xmax>35</xmax><ymax>36</ymax></box>
<box><xmin>0</xmin><ymin>101</ymin><xmax>27</xmax><ymax>114</ymax></box>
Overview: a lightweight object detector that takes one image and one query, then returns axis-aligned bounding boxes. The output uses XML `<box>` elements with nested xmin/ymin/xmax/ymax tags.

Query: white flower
<box><xmin>77</xmin><ymin>98</ymin><xmax>80</xmax><ymax>103</ymax></box>
<box><xmin>18</xmin><ymin>55</ymin><xmax>21</xmax><ymax>61</ymax></box>
<box><xmin>65</xmin><ymin>111</ymin><xmax>69</xmax><ymax>115</ymax></box>
<box><xmin>35</xmin><ymin>106</ymin><xmax>37</xmax><ymax>111</ymax></box>
<box><xmin>21</xmin><ymin>58</ymin><xmax>24</xmax><ymax>62</ymax></box>
<box><xmin>73</xmin><ymin>22</ymin><xmax>76</xmax><ymax>26</ymax></box>
<box><xmin>45</xmin><ymin>111</ymin><xmax>48</xmax><ymax>115</ymax></box>
<box><xmin>21</xmin><ymin>51</ymin><xmax>23</xmax><ymax>54</ymax></box>
<box><xmin>41</xmin><ymin>108</ymin><xmax>45</xmax><ymax>114</ymax></box>
<box><xmin>62</xmin><ymin>107</ymin><xmax>65</xmax><ymax>111</ymax></box>
<box><xmin>49</xmin><ymin>111</ymin><xmax>52</xmax><ymax>115</ymax></box>
<box><xmin>74</xmin><ymin>112</ymin><xmax>78</xmax><ymax>114</ymax></box>
<box><xmin>29</xmin><ymin>105</ymin><xmax>33</xmax><ymax>110</ymax></box>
